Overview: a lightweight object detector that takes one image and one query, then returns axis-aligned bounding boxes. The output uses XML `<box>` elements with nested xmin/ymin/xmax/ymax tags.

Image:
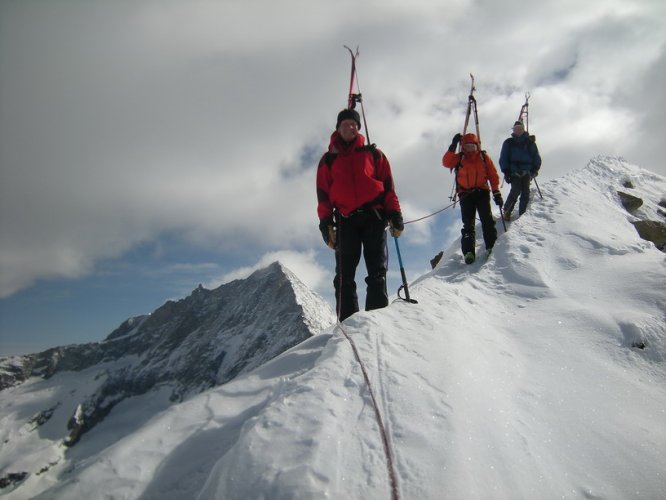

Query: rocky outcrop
<box><xmin>631</xmin><ymin>220</ymin><xmax>666</xmax><ymax>250</ymax></box>
<box><xmin>616</xmin><ymin>185</ymin><xmax>666</xmax><ymax>252</ymax></box>
<box><xmin>617</xmin><ymin>191</ymin><xmax>643</xmax><ymax>212</ymax></box>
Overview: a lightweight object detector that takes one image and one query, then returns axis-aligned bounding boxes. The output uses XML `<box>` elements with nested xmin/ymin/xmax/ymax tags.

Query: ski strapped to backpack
<box><xmin>516</xmin><ymin>92</ymin><xmax>543</xmax><ymax>199</ymax></box>
<box><xmin>518</xmin><ymin>91</ymin><xmax>530</xmax><ymax>133</ymax></box>
<box><xmin>449</xmin><ymin>74</ymin><xmax>482</xmax><ymax>205</ymax></box>
<box><xmin>344</xmin><ymin>45</ymin><xmax>371</xmax><ymax>140</ymax></box>
<box><xmin>464</xmin><ymin>74</ymin><xmax>481</xmax><ymax>141</ymax></box>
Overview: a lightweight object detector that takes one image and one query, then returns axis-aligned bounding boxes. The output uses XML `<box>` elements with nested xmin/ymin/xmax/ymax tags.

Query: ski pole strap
<box><xmin>498</xmin><ymin>205</ymin><xmax>507</xmax><ymax>232</ymax></box>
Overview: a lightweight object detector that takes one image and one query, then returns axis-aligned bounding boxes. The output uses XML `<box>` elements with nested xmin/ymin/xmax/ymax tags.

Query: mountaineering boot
<box><xmin>464</xmin><ymin>252</ymin><xmax>475</xmax><ymax>265</ymax></box>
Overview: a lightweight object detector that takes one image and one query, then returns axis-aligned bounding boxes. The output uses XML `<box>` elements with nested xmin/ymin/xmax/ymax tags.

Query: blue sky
<box><xmin>1</xmin><ymin>0</ymin><xmax>665</xmax><ymax>355</ymax></box>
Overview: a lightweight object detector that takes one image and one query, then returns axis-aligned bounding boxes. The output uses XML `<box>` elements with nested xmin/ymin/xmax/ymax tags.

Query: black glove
<box><xmin>504</xmin><ymin>174</ymin><xmax>512</xmax><ymax>184</ymax></box>
<box><xmin>531</xmin><ymin>170</ymin><xmax>539</xmax><ymax>179</ymax></box>
<box><xmin>492</xmin><ymin>190</ymin><xmax>503</xmax><ymax>207</ymax></box>
<box><xmin>319</xmin><ymin>217</ymin><xmax>336</xmax><ymax>249</ymax></box>
<box><xmin>387</xmin><ymin>211</ymin><xmax>404</xmax><ymax>237</ymax></box>
<box><xmin>448</xmin><ymin>133</ymin><xmax>462</xmax><ymax>152</ymax></box>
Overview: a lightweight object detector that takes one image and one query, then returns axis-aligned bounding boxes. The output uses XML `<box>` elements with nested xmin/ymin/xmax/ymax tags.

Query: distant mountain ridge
<box><xmin>0</xmin><ymin>261</ymin><xmax>335</xmax><ymax>446</ymax></box>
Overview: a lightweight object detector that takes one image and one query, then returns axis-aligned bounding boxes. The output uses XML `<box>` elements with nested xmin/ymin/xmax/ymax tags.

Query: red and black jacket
<box><xmin>316</xmin><ymin>132</ymin><xmax>401</xmax><ymax>220</ymax></box>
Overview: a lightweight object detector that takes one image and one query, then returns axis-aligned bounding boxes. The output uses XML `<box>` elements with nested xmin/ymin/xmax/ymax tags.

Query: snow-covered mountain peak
<box><xmin>0</xmin><ymin>260</ymin><xmax>335</xmax><ymax>491</ymax></box>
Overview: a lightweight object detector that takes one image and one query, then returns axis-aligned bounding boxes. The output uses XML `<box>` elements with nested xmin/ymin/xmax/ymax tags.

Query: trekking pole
<box><xmin>534</xmin><ymin>177</ymin><xmax>543</xmax><ymax>199</ymax></box>
<box><xmin>498</xmin><ymin>205</ymin><xmax>507</xmax><ymax>232</ymax></box>
<box><xmin>393</xmin><ymin>236</ymin><xmax>417</xmax><ymax>304</ymax></box>
<box><xmin>448</xmin><ymin>182</ymin><xmax>457</xmax><ymax>205</ymax></box>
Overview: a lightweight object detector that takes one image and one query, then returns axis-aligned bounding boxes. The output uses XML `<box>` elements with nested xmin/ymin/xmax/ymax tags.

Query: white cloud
<box><xmin>1</xmin><ymin>0</ymin><xmax>665</xmax><ymax>298</ymax></box>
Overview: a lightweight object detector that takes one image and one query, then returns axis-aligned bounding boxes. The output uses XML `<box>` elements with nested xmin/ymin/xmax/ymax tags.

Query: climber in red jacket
<box><xmin>316</xmin><ymin>108</ymin><xmax>404</xmax><ymax>321</ymax></box>
<box><xmin>443</xmin><ymin>132</ymin><xmax>503</xmax><ymax>264</ymax></box>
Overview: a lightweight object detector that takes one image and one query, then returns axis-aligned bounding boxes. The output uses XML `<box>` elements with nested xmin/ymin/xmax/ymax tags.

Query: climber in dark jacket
<box><xmin>499</xmin><ymin>121</ymin><xmax>542</xmax><ymax>220</ymax></box>
<box><xmin>316</xmin><ymin>108</ymin><xmax>404</xmax><ymax>321</ymax></box>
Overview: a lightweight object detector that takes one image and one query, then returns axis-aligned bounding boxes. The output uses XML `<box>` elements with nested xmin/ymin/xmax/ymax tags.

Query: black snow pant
<box><xmin>459</xmin><ymin>189</ymin><xmax>497</xmax><ymax>257</ymax></box>
<box><xmin>504</xmin><ymin>172</ymin><xmax>531</xmax><ymax>215</ymax></box>
<box><xmin>334</xmin><ymin>210</ymin><xmax>388</xmax><ymax>321</ymax></box>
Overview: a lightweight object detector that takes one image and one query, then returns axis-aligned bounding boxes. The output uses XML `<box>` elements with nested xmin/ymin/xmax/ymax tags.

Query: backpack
<box><xmin>323</xmin><ymin>144</ymin><xmax>386</xmax><ymax>211</ymax></box>
<box><xmin>507</xmin><ymin>135</ymin><xmax>537</xmax><ymax>169</ymax></box>
<box><xmin>323</xmin><ymin>143</ymin><xmax>382</xmax><ymax>169</ymax></box>
<box><xmin>453</xmin><ymin>149</ymin><xmax>491</xmax><ymax>194</ymax></box>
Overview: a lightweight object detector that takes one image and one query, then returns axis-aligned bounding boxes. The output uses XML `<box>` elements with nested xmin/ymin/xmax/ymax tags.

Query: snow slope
<box><xmin>3</xmin><ymin>157</ymin><xmax>665</xmax><ymax>499</ymax></box>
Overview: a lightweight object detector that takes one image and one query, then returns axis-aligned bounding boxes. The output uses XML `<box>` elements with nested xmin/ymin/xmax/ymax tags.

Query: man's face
<box><xmin>513</xmin><ymin>124</ymin><xmax>525</xmax><ymax>136</ymax></box>
<box><xmin>338</xmin><ymin>119</ymin><xmax>359</xmax><ymax>142</ymax></box>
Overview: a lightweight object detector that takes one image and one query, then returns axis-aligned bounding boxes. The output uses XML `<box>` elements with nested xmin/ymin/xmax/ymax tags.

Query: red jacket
<box><xmin>316</xmin><ymin>132</ymin><xmax>401</xmax><ymax>219</ymax></box>
<box><xmin>442</xmin><ymin>133</ymin><xmax>500</xmax><ymax>192</ymax></box>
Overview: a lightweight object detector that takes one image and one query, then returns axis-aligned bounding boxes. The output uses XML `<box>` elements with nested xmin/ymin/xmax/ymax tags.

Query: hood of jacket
<box><xmin>511</xmin><ymin>131</ymin><xmax>529</xmax><ymax>143</ymax></box>
<box><xmin>461</xmin><ymin>133</ymin><xmax>480</xmax><ymax>147</ymax></box>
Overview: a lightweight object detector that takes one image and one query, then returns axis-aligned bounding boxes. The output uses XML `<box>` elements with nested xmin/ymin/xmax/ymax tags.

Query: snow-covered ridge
<box><xmin>1</xmin><ymin>157</ymin><xmax>665</xmax><ymax>499</ymax></box>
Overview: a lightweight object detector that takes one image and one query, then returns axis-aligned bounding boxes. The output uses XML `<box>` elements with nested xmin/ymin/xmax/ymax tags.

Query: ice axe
<box><xmin>393</xmin><ymin>236</ymin><xmax>417</xmax><ymax>304</ymax></box>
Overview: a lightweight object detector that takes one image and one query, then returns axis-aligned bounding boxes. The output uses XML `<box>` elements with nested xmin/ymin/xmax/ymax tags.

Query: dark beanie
<box><xmin>336</xmin><ymin>108</ymin><xmax>362</xmax><ymax>130</ymax></box>
<box><xmin>513</xmin><ymin>120</ymin><xmax>524</xmax><ymax>127</ymax></box>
